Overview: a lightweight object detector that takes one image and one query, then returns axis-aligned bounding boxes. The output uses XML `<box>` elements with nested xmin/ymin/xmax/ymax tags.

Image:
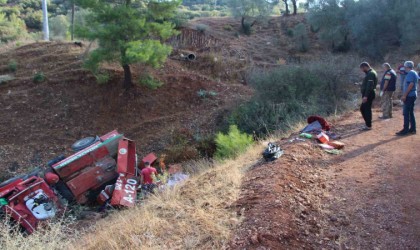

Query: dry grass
<box><xmin>0</xmin><ymin>216</ymin><xmax>77</xmax><ymax>250</ymax></box>
<box><xmin>74</xmin><ymin>143</ymin><xmax>264</xmax><ymax>250</ymax></box>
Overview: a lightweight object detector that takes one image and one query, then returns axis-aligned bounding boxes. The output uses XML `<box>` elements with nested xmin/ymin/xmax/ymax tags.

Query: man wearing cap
<box><xmin>396</xmin><ymin>61</ymin><xmax>418</xmax><ymax>136</ymax></box>
<box><xmin>359</xmin><ymin>62</ymin><xmax>378</xmax><ymax>130</ymax></box>
<box><xmin>379</xmin><ymin>63</ymin><xmax>397</xmax><ymax>119</ymax></box>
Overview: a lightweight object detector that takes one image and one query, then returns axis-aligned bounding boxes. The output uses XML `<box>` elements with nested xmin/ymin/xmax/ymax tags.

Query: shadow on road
<box><xmin>321</xmin><ymin>135</ymin><xmax>407</xmax><ymax>165</ymax></box>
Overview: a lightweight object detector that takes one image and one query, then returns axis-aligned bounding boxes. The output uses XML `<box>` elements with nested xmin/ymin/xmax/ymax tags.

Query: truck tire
<box><xmin>54</xmin><ymin>181</ymin><xmax>75</xmax><ymax>203</ymax></box>
<box><xmin>71</xmin><ymin>136</ymin><xmax>98</xmax><ymax>152</ymax></box>
<box><xmin>47</xmin><ymin>155</ymin><xmax>66</xmax><ymax>167</ymax></box>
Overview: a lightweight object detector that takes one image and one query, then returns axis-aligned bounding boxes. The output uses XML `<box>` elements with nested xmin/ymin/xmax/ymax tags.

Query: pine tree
<box><xmin>75</xmin><ymin>0</ymin><xmax>180</xmax><ymax>89</ymax></box>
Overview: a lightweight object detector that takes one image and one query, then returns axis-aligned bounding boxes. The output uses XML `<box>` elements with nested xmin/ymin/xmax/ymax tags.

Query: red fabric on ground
<box><xmin>307</xmin><ymin>115</ymin><xmax>331</xmax><ymax>131</ymax></box>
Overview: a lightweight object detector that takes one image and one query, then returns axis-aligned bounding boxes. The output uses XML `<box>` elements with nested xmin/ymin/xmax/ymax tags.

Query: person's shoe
<box><xmin>360</xmin><ymin>126</ymin><xmax>372</xmax><ymax>131</ymax></box>
<box><xmin>408</xmin><ymin>129</ymin><xmax>416</xmax><ymax>135</ymax></box>
<box><xmin>396</xmin><ymin>130</ymin><xmax>409</xmax><ymax>136</ymax></box>
<box><xmin>379</xmin><ymin>116</ymin><xmax>390</xmax><ymax>119</ymax></box>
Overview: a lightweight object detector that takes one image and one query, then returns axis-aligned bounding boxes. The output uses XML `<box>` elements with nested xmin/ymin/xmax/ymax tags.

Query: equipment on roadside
<box><xmin>263</xmin><ymin>143</ymin><xmax>284</xmax><ymax>161</ymax></box>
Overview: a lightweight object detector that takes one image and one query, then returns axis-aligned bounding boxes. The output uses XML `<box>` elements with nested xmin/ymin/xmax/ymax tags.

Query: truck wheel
<box><xmin>54</xmin><ymin>181</ymin><xmax>75</xmax><ymax>203</ymax></box>
<box><xmin>71</xmin><ymin>136</ymin><xmax>98</xmax><ymax>152</ymax></box>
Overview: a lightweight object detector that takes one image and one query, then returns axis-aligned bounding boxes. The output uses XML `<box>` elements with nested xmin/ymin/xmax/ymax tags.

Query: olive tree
<box><xmin>307</xmin><ymin>0</ymin><xmax>352</xmax><ymax>52</ymax></box>
<box><xmin>228</xmin><ymin>0</ymin><xmax>278</xmax><ymax>34</ymax></box>
<box><xmin>307</xmin><ymin>0</ymin><xmax>419</xmax><ymax>58</ymax></box>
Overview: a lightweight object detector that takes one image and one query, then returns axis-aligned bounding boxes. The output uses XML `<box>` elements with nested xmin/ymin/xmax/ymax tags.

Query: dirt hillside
<box><xmin>0</xmin><ymin>41</ymin><xmax>249</xmax><ymax>180</ymax></box>
<box><xmin>0</xmin><ymin>15</ymin><xmax>323</xmax><ymax>180</ymax></box>
<box><xmin>229</xmin><ymin>103</ymin><xmax>420</xmax><ymax>249</ymax></box>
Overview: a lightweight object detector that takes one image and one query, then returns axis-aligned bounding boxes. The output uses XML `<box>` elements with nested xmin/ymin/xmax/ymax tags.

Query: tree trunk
<box><xmin>241</xmin><ymin>16</ymin><xmax>245</xmax><ymax>30</ymax></box>
<box><xmin>283</xmin><ymin>0</ymin><xmax>290</xmax><ymax>15</ymax></box>
<box><xmin>71</xmin><ymin>2</ymin><xmax>75</xmax><ymax>41</ymax></box>
<box><xmin>123</xmin><ymin>64</ymin><xmax>132</xmax><ymax>90</ymax></box>
<box><xmin>291</xmin><ymin>0</ymin><xmax>297</xmax><ymax>15</ymax></box>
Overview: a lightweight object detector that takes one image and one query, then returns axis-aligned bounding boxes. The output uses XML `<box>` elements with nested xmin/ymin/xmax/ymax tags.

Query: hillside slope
<box><xmin>0</xmin><ymin>41</ymin><xmax>249</xmax><ymax>179</ymax></box>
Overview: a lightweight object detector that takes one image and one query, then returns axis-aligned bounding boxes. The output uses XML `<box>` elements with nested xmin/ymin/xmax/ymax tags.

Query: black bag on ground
<box><xmin>263</xmin><ymin>143</ymin><xmax>284</xmax><ymax>161</ymax></box>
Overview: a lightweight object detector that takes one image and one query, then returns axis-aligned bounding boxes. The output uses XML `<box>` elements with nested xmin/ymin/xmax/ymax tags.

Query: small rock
<box><xmin>251</xmin><ymin>234</ymin><xmax>260</xmax><ymax>244</ymax></box>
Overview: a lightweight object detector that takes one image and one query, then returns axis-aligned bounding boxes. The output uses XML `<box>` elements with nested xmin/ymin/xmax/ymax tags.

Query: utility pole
<box><xmin>41</xmin><ymin>0</ymin><xmax>49</xmax><ymax>41</ymax></box>
<box><xmin>71</xmin><ymin>2</ymin><xmax>75</xmax><ymax>41</ymax></box>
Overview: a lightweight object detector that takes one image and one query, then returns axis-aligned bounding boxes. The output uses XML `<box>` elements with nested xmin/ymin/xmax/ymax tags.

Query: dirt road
<box><xmin>230</xmin><ymin>103</ymin><xmax>420</xmax><ymax>249</ymax></box>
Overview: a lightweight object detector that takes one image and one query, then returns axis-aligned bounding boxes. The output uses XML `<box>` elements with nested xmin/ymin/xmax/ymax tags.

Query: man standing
<box><xmin>141</xmin><ymin>162</ymin><xmax>158</xmax><ymax>193</ymax></box>
<box><xmin>397</xmin><ymin>61</ymin><xmax>407</xmax><ymax>93</ymax></box>
<box><xmin>396</xmin><ymin>61</ymin><xmax>418</xmax><ymax>136</ymax></box>
<box><xmin>379</xmin><ymin>63</ymin><xmax>397</xmax><ymax>119</ymax></box>
<box><xmin>359</xmin><ymin>62</ymin><xmax>378</xmax><ymax>130</ymax></box>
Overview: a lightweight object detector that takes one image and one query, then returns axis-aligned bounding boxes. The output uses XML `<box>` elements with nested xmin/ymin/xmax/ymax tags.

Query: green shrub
<box><xmin>201</xmin><ymin>4</ymin><xmax>211</xmax><ymax>11</ymax></box>
<box><xmin>95</xmin><ymin>73</ymin><xmax>110</xmax><ymax>84</ymax></box>
<box><xmin>24</xmin><ymin>9</ymin><xmax>43</xmax><ymax>30</ymax></box>
<box><xmin>33</xmin><ymin>71</ymin><xmax>45</xmax><ymax>83</ymax></box>
<box><xmin>310</xmin><ymin>24</ymin><xmax>319</xmax><ymax>33</ymax></box>
<box><xmin>223</xmin><ymin>24</ymin><xmax>233</xmax><ymax>31</ymax></box>
<box><xmin>286</xmin><ymin>28</ymin><xmax>294</xmax><ymax>37</ymax></box>
<box><xmin>292</xmin><ymin>23</ymin><xmax>309</xmax><ymax>52</ymax></box>
<box><xmin>164</xmin><ymin>128</ymin><xmax>200</xmax><ymax>163</ymax></box>
<box><xmin>49</xmin><ymin>15</ymin><xmax>70</xmax><ymax>40</ymax></box>
<box><xmin>197</xmin><ymin>89</ymin><xmax>218</xmax><ymax>98</ymax></box>
<box><xmin>231</xmin><ymin>56</ymin><xmax>361</xmax><ymax>137</ymax></box>
<box><xmin>139</xmin><ymin>75</ymin><xmax>164</xmax><ymax>90</ymax></box>
<box><xmin>0</xmin><ymin>12</ymin><xmax>27</xmax><ymax>43</ymax></box>
<box><xmin>196</xmin><ymin>23</ymin><xmax>209</xmax><ymax>33</ymax></box>
<box><xmin>190</xmin><ymin>5</ymin><xmax>201</xmax><ymax>11</ymax></box>
<box><xmin>172</xmin><ymin>13</ymin><xmax>188</xmax><ymax>29</ymax></box>
<box><xmin>29</xmin><ymin>31</ymin><xmax>43</xmax><ymax>41</ymax></box>
<box><xmin>215</xmin><ymin>125</ymin><xmax>253</xmax><ymax>160</ymax></box>
<box><xmin>197</xmin><ymin>89</ymin><xmax>207</xmax><ymax>98</ymax></box>
<box><xmin>195</xmin><ymin>134</ymin><xmax>217</xmax><ymax>158</ymax></box>
<box><xmin>8</xmin><ymin>60</ymin><xmax>17</xmax><ymax>72</ymax></box>
<box><xmin>200</xmin><ymin>11</ymin><xmax>212</xmax><ymax>17</ymax></box>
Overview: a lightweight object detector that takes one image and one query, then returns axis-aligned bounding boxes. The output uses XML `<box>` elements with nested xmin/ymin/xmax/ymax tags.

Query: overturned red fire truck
<box><xmin>0</xmin><ymin>130</ymin><xmax>157</xmax><ymax>234</ymax></box>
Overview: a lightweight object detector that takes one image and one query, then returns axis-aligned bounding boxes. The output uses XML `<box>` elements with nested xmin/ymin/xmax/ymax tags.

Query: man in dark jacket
<box><xmin>379</xmin><ymin>63</ymin><xmax>397</xmax><ymax>119</ymax></box>
<box><xmin>359</xmin><ymin>62</ymin><xmax>378</xmax><ymax>130</ymax></box>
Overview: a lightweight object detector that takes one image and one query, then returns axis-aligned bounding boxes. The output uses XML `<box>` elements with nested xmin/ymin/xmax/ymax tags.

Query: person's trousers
<box><xmin>403</xmin><ymin>96</ymin><xmax>416</xmax><ymax>132</ymax></box>
<box><xmin>360</xmin><ymin>92</ymin><xmax>375</xmax><ymax>128</ymax></box>
<box><xmin>400</xmin><ymin>75</ymin><xmax>406</xmax><ymax>92</ymax></box>
<box><xmin>381</xmin><ymin>91</ymin><xmax>394</xmax><ymax>118</ymax></box>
